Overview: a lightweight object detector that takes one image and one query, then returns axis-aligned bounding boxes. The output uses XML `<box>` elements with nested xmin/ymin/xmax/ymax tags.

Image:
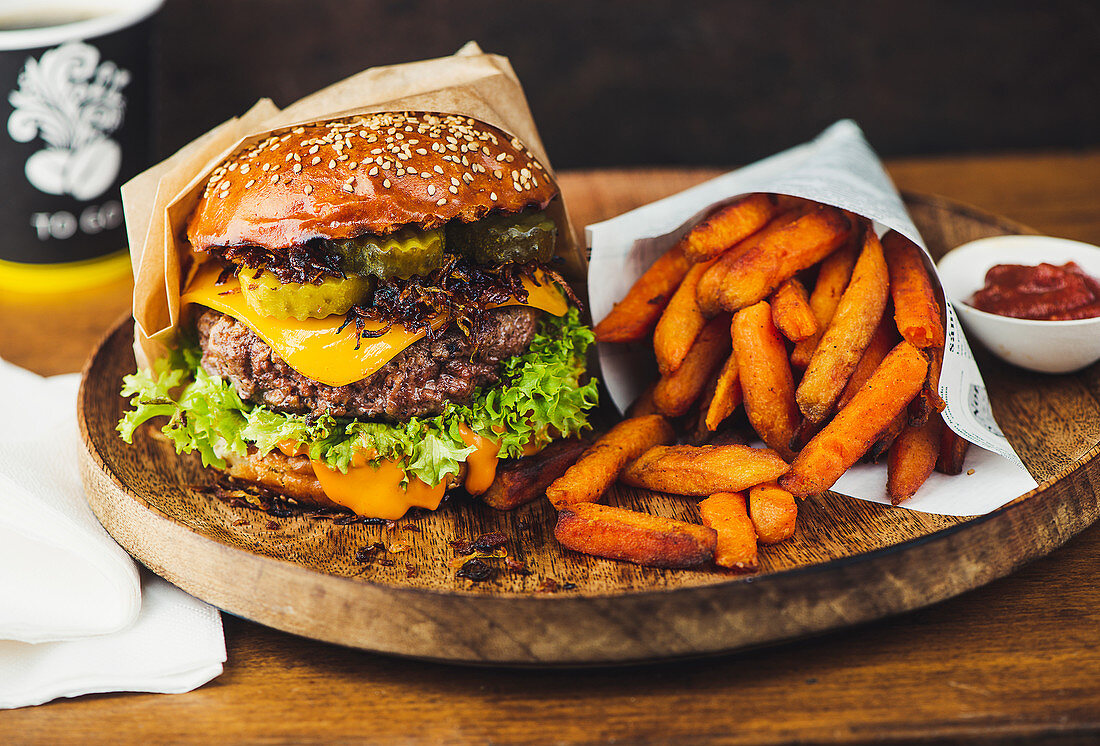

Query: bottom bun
<box><xmin>224</xmin><ymin>449</ymin><xmax>339</xmax><ymax>508</ymax></box>
<box><xmin>223</xmin><ymin>449</ymin><xmax>475</xmax><ymax>513</ymax></box>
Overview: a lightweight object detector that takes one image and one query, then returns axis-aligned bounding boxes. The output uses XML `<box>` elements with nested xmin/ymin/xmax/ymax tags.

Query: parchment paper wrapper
<box><xmin>121</xmin><ymin>42</ymin><xmax>584</xmax><ymax>370</ymax></box>
<box><xmin>587</xmin><ymin>120</ymin><xmax>1038</xmax><ymax>517</ymax></box>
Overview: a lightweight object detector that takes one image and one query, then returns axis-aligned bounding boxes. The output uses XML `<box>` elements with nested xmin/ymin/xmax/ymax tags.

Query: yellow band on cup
<box><xmin>0</xmin><ymin>250</ymin><xmax>132</xmax><ymax>294</ymax></box>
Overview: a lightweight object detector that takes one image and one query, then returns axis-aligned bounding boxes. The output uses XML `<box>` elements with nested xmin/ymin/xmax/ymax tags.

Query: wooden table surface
<box><xmin>3</xmin><ymin>151</ymin><xmax>1099</xmax><ymax>744</ymax></box>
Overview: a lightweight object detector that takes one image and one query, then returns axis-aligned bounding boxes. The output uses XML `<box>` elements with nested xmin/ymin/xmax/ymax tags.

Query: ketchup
<box><xmin>969</xmin><ymin>262</ymin><xmax>1100</xmax><ymax>320</ymax></box>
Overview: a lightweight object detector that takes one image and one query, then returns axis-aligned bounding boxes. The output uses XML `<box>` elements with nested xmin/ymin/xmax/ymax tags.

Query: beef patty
<box><xmin>196</xmin><ymin>306</ymin><xmax>541</xmax><ymax>420</ymax></box>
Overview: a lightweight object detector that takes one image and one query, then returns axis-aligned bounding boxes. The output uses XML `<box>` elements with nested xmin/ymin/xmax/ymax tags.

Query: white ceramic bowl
<box><xmin>936</xmin><ymin>235</ymin><xmax>1100</xmax><ymax>374</ymax></box>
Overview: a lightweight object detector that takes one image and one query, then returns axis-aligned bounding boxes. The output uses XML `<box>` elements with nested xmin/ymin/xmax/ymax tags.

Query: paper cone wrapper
<box><xmin>586</xmin><ymin>120</ymin><xmax>1039</xmax><ymax>517</ymax></box>
<box><xmin>121</xmin><ymin>42</ymin><xmax>583</xmax><ymax>370</ymax></box>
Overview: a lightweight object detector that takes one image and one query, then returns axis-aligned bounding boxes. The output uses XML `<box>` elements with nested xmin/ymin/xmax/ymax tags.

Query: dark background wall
<box><xmin>154</xmin><ymin>0</ymin><xmax>1100</xmax><ymax>169</ymax></box>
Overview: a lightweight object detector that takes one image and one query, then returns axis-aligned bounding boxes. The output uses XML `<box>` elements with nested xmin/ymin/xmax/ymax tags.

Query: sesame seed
<box><xmin>293</xmin><ymin>163</ymin><xmax>302</xmax><ymax>173</ymax></box>
<box><xmin>369</xmin><ymin>167</ymin><xmax>379</xmax><ymax>176</ymax></box>
<box><xmin>437</xmin><ymin>198</ymin><xmax>447</xmax><ymax>205</ymax></box>
<box><xmin>311</xmin><ymin>156</ymin><xmax>321</xmax><ymax>165</ymax></box>
<box><xmin>427</xmin><ymin>184</ymin><xmax>436</xmax><ymax>196</ymax></box>
<box><xmin>348</xmin><ymin>162</ymin><xmax>357</xmax><ymax>169</ymax></box>
<box><xmin>494</xmin><ymin>171</ymin><xmax>503</xmax><ymax>179</ymax></box>
<box><xmin>270</xmin><ymin>174</ymin><xmax>279</xmax><ymax>184</ymax></box>
<box><xmin>308</xmin><ymin>145</ymin><xmax>319</xmax><ymax>154</ymax></box>
<box><xmin>490</xmin><ymin>191</ymin><xmax>497</xmax><ymax>200</ymax></box>
<box><xmin>449</xmin><ymin>185</ymin><xmax>458</xmax><ymax>194</ymax></box>
<box><xmin>383</xmin><ymin>179</ymin><xmax>391</xmax><ymax>188</ymax></box>
<box><xmin>434</xmin><ymin>165</ymin><xmax>444</xmax><ymax>174</ymax></box>
<box><xmin>451</xmin><ymin>177</ymin><xmax>460</xmax><ymax>186</ymax></box>
<box><xmin>342</xmin><ymin>183</ymin><xmax>353</xmax><ymax>193</ymax></box>
<box><xmin>304</xmin><ymin>184</ymin><xmax>313</xmax><ymax>195</ymax></box>
<box><xmin>496</xmin><ymin>153</ymin><xmax>507</xmax><ymax>161</ymax></box>
<box><xmin>245</xmin><ymin>179</ymin><xmax>255</xmax><ymax>188</ymax></box>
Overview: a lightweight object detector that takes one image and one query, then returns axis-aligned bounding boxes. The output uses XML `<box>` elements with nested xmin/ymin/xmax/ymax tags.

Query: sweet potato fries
<box><xmin>543</xmin><ymin>194</ymin><xmax>971</xmax><ymax>572</ymax></box>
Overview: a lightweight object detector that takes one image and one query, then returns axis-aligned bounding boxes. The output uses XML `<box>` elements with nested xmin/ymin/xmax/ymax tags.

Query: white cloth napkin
<box><xmin>0</xmin><ymin>357</ymin><xmax>225</xmax><ymax>708</ymax></box>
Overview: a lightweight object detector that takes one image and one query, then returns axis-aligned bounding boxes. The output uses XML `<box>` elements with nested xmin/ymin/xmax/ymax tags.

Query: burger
<box><xmin>117</xmin><ymin>112</ymin><xmax>598</xmax><ymax>519</ymax></box>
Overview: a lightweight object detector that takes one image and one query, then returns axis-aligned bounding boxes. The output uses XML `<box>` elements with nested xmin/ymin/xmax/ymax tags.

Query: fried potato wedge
<box><xmin>796</xmin><ymin>226</ymin><xmax>890</xmax><ymax>423</ymax></box>
<box><xmin>770</xmin><ymin>278</ymin><xmax>818</xmax><ymax>342</ymax></box>
<box><xmin>836</xmin><ymin>313</ymin><xmax>897</xmax><ymax>411</ymax></box>
<box><xmin>883</xmin><ymin>230</ymin><xmax>944</xmax><ymax>349</ymax></box>
<box><xmin>909</xmin><ymin>340</ymin><xmax>946</xmax><ymax>427</ymax></box>
<box><xmin>791</xmin><ymin>240</ymin><xmax>859</xmax><ymax>369</ymax></box>
<box><xmin>546</xmin><ymin>415</ymin><xmax>676</xmax><ymax>509</ymax></box>
<box><xmin>654</xmin><ymin>257</ymin><xmax>719</xmax><ymax>375</ymax></box>
<box><xmin>733</xmin><ymin>301</ymin><xmax>800</xmax><ymax>460</ymax></box>
<box><xmin>481</xmin><ymin>439</ymin><xmax>591</xmax><ymax>511</ymax></box>
<box><xmin>887</xmin><ymin>416</ymin><xmax>942</xmax><ymax>505</ymax></box>
<box><xmin>937</xmin><ymin>424</ymin><xmax>972</xmax><ymax>475</ymax></box>
<box><xmin>698</xmin><ymin>492</ymin><xmax>758</xmax><ymax>570</ymax></box>
<box><xmin>748</xmin><ymin>483</ymin><xmax>798</xmax><ymax>544</ymax></box>
<box><xmin>555</xmin><ymin>503</ymin><xmax>717</xmax><ymax>568</ymax></box>
<box><xmin>704</xmin><ymin>348</ymin><xmax>742</xmax><ymax>432</ymax></box>
<box><xmin>781</xmin><ymin>341</ymin><xmax>929</xmax><ymax>498</ymax></box>
<box><xmin>593</xmin><ymin>246</ymin><xmax>692</xmax><ymax>343</ymax></box>
<box><xmin>680</xmin><ymin>193</ymin><xmax>780</xmax><ymax>263</ymax></box>
<box><xmin>621</xmin><ymin>444</ymin><xmax>790</xmax><ymax>496</ymax></box>
<box><xmin>703</xmin><ymin>205</ymin><xmax>853</xmax><ymax>313</ymax></box>
<box><xmin>654</xmin><ymin>315</ymin><xmax>732</xmax><ymax>417</ymax></box>
<box><xmin>696</xmin><ymin>211</ymin><xmax>802</xmax><ymax>316</ymax></box>
<box><xmin>625</xmin><ymin>381</ymin><xmax>660</xmax><ymax>419</ymax></box>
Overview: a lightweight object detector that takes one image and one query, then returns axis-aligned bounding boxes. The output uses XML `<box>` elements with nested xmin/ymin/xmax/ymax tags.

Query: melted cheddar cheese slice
<box><xmin>181</xmin><ymin>262</ymin><xmax>568</xmax><ymax>387</ymax></box>
<box><xmin>313</xmin><ymin>459</ymin><xmax>448</xmax><ymax>520</ymax></box>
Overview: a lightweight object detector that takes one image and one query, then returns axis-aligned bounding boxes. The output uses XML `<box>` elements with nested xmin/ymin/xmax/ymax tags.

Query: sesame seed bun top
<box><xmin>186</xmin><ymin>112</ymin><xmax>559</xmax><ymax>252</ymax></box>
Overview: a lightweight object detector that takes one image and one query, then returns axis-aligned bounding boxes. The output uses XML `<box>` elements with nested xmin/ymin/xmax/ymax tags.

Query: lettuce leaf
<box><xmin>117</xmin><ymin>307</ymin><xmax>598</xmax><ymax>486</ymax></box>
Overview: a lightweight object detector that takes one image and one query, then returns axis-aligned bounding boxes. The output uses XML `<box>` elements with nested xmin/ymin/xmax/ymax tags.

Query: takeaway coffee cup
<box><xmin>0</xmin><ymin>0</ymin><xmax>162</xmax><ymax>291</ymax></box>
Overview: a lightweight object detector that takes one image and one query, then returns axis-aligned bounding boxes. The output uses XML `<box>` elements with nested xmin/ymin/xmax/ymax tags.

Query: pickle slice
<box><xmin>446</xmin><ymin>210</ymin><xmax>557</xmax><ymax>265</ymax></box>
<box><xmin>331</xmin><ymin>226</ymin><xmax>445</xmax><ymax>279</ymax></box>
<box><xmin>238</xmin><ymin>266</ymin><xmax>373</xmax><ymax>320</ymax></box>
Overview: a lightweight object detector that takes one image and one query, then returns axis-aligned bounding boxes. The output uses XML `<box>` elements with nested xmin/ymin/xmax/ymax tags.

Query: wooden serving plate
<box><xmin>77</xmin><ymin>192</ymin><xmax>1100</xmax><ymax>665</ymax></box>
